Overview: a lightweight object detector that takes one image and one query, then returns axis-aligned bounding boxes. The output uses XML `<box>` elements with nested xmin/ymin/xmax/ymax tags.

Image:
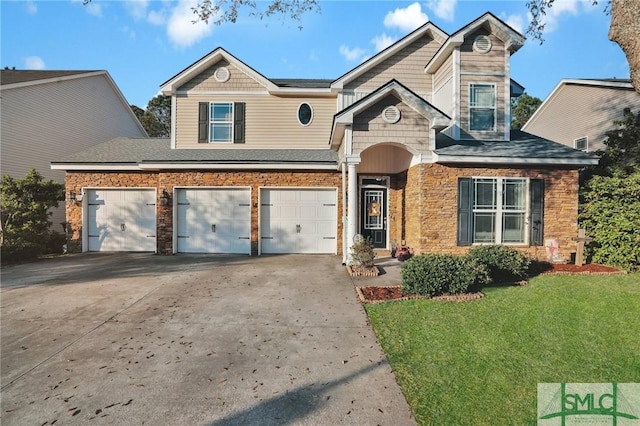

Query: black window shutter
<box><xmin>198</xmin><ymin>102</ymin><xmax>209</xmax><ymax>143</ymax></box>
<box><xmin>530</xmin><ymin>179</ymin><xmax>544</xmax><ymax>246</ymax></box>
<box><xmin>233</xmin><ymin>102</ymin><xmax>245</xmax><ymax>144</ymax></box>
<box><xmin>457</xmin><ymin>178</ymin><xmax>474</xmax><ymax>246</ymax></box>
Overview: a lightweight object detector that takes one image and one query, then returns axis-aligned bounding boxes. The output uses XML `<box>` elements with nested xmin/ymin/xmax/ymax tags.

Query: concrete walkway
<box><xmin>1</xmin><ymin>253</ymin><xmax>414</xmax><ymax>425</ymax></box>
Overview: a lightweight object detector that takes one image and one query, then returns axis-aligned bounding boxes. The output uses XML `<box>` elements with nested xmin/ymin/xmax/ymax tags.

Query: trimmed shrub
<box><xmin>467</xmin><ymin>245</ymin><xmax>531</xmax><ymax>283</ymax></box>
<box><xmin>350</xmin><ymin>236</ymin><xmax>375</xmax><ymax>267</ymax></box>
<box><xmin>401</xmin><ymin>254</ymin><xmax>489</xmax><ymax>296</ymax></box>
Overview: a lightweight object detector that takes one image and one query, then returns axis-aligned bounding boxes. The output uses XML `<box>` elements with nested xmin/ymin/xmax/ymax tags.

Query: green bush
<box><xmin>401</xmin><ymin>254</ymin><xmax>489</xmax><ymax>296</ymax></box>
<box><xmin>350</xmin><ymin>236</ymin><xmax>375</xmax><ymax>267</ymax></box>
<box><xmin>467</xmin><ymin>245</ymin><xmax>531</xmax><ymax>283</ymax></box>
<box><xmin>1</xmin><ymin>169</ymin><xmax>64</xmax><ymax>261</ymax></box>
<box><xmin>579</xmin><ymin>167</ymin><xmax>640</xmax><ymax>272</ymax></box>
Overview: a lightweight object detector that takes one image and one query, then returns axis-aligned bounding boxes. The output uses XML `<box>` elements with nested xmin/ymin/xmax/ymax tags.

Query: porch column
<box><xmin>346</xmin><ymin>156</ymin><xmax>360</xmax><ymax>264</ymax></box>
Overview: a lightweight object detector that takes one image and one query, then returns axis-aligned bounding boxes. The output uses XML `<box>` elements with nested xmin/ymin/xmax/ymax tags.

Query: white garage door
<box><xmin>87</xmin><ymin>189</ymin><xmax>156</xmax><ymax>252</ymax></box>
<box><xmin>260</xmin><ymin>188</ymin><xmax>337</xmax><ymax>254</ymax></box>
<box><xmin>176</xmin><ymin>188</ymin><xmax>251</xmax><ymax>254</ymax></box>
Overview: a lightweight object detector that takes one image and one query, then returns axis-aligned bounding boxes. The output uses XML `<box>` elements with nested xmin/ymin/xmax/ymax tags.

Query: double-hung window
<box><xmin>198</xmin><ymin>101</ymin><xmax>245</xmax><ymax>144</ymax></box>
<box><xmin>210</xmin><ymin>103</ymin><xmax>233</xmax><ymax>143</ymax></box>
<box><xmin>469</xmin><ymin>83</ymin><xmax>496</xmax><ymax>131</ymax></box>
<box><xmin>458</xmin><ymin>177</ymin><xmax>544</xmax><ymax>246</ymax></box>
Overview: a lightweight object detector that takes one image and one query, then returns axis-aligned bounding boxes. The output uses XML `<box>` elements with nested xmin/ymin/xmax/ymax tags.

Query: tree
<box><xmin>511</xmin><ymin>93</ymin><xmax>542</xmax><ymax>129</ymax></box>
<box><xmin>1</xmin><ymin>169</ymin><xmax>65</xmax><ymax>260</ymax></box>
<box><xmin>526</xmin><ymin>0</ymin><xmax>640</xmax><ymax>93</ymax></box>
<box><xmin>595</xmin><ymin>107</ymin><xmax>640</xmax><ymax>174</ymax></box>
<box><xmin>130</xmin><ymin>95</ymin><xmax>171</xmax><ymax>138</ymax></box>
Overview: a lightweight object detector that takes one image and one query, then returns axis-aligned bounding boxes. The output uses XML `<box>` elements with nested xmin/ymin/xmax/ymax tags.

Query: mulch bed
<box><xmin>357</xmin><ymin>262</ymin><xmax>626</xmax><ymax>303</ymax></box>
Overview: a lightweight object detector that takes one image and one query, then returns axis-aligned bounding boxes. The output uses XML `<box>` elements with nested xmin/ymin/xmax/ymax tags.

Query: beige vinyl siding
<box><xmin>1</xmin><ymin>74</ymin><xmax>146</xmax><ymax>226</ymax></box>
<box><xmin>459</xmin><ymin>29</ymin><xmax>505</xmax><ymax>74</ymax></box>
<box><xmin>459</xmin><ymin>74</ymin><xmax>505</xmax><ymax>140</ymax></box>
<box><xmin>344</xmin><ymin>35</ymin><xmax>440</xmax><ymax>94</ymax></box>
<box><xmin>432</xmin><ymin>55</ymin><xmax>454</xmax><ymax>117</ymax></box>
<box><xmin>352</xmin><ymin>95</ymin><xmax>431</xmax><ymax>157</ymax></box>
<box><xmin>178</xmin><ymin>59</ymin><xmax>266</xmax><ymax>92</ymax></box>
<box><xmin>523</xmin><ymin>84</ymin><xmax>640</xmax><ymax>152</ymax></box>
<box><xmin>175</xmin><ymin>94</ymin><xmax>336</xmax><ymax>149</ymax></box>
<box><xmin>457</xmin><ymin>29</ymin><xmax>507</xmax><ymax>140</ymax></box>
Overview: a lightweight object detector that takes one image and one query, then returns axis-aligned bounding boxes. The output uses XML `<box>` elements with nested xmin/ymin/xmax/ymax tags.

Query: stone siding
<box><xmin>65</xmin><ymin>170</ymin><xmax>342</xmax><ymax>255</ymax></box>
<box><xmin>399</xmin><ymin>163</ymin><xmax>579</xmax><ymax>260</ymax></box>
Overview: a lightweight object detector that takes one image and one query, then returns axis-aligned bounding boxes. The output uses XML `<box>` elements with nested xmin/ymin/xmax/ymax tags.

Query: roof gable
<box><xmin>330</xmin><ymin>79</ymin><xmax>451</xmax><ymax>147</ymax></box>
<box><xmin>331</xmin><ymin>22</ymin><xmax>448</xmax><ymax>90</ymax></box>
<box><xmin>425</xmin><ymin>12</ymin><xmax>524</xmax><ymax>74</ymax></box>
<box><xmin>160</xmin><ymin>47</ymin><xmax>277</xmax><ymax>94</ymax></box>
<box><xmin>0</xmin><ymin>70</ymin><xmax>104</xmax><ymax>89</ymax></box>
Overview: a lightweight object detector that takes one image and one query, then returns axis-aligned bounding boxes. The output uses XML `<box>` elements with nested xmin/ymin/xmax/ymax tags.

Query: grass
<box><xmin>365</xmin><ymin>273</ymin><xmax>640</xmax><ymax>425</ymax></box>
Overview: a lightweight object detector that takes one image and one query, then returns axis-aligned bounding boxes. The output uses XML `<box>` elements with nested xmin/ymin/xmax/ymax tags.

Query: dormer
<box><xmin>425</xmin><ymin>13</ymin><xmax>525</xmax><ymax>141</ymax></box>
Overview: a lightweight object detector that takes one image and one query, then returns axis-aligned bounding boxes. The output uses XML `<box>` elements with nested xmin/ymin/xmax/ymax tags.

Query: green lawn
<box><xmin>365</xmin><ymin>274</ymin><xmax>640</xmax><ymax>425</ymax></box>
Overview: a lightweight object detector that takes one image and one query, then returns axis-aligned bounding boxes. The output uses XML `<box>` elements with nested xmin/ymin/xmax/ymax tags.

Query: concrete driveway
<box><xmin>1</xmin><ymin>253</ymin><xmax>414</xmax><ymax>425</ymax></box>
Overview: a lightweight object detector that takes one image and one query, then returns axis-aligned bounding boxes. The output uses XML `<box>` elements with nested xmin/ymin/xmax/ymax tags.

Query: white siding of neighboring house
<box><xmin>522</xmin><ymin>82</ymin><xmax>640</xmax><ymax>153</ymax></box>
<box><xmin>0</xmin><ymin>73</ymin><xmax>147</xmax><ymax>230</ymax></box>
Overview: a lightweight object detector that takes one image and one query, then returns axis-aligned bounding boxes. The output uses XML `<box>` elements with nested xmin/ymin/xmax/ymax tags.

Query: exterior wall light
<box><xmin>69</xmin><ymin>191</ymin><xmax>83</xmax><ymax>203</ymax></box>
<box><xmin>160</xmin><ymin>189</ymin><xmax>171</xmax><ymax>206</ymax></box>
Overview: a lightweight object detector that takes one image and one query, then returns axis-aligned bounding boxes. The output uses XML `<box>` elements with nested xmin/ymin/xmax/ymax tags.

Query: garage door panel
<box><xmin>260</xmin><ymin>188</ymin><xmax>337</xmax><ymax>254</ymax></box>
<box><xmin>87</xmin><ymin>189</ymin><xmax>156</xmax><ymax>252</ymax></box>
<box><xmin>176</xmin><ymin>188</ymin><xmax>250</xmax><ymax>254</ymax></box>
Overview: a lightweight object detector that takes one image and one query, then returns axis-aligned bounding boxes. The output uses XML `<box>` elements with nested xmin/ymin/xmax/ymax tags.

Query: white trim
<box><xmin>51</xmin><ymin>164</ymin><xmax>142</xmax><ymax>171</ymax></box>
<box><xmin>138</xmin><ymin>163</ymin><xmax>338</xmax><ymax>170</ymax></box>
<box><xmin>176</xmin><ymin>90</ymin><xmax>269</xmax><ymax>96</ymax></box>
<box><xmin>434</xmin><ymin>153</ymin><xmax>599</xmax><ymax>166</ymax></box>
<box><xmin>209</xmin><ymin>101</ymin><xmax>235</xmax><ymax>143</ymax></box>
<box><xmin>1</xmin><ymin>70</ymin><xmax>105</xmax><ymax>90</ymax></box>
<box><xmin>452</xmin><ymin>48</ymin><xmax>461</xmax><ymax>140</ymax></box>
<box><xmin>170</xmin><ymin>94</ymin><xmax>177</xmax><ymax>149</ymax></box>
<box><xmin>460</xmin><ymin>70</ymin><xmax>505</xmax><ymax>77</ymax></box>
<box><xmin>504</xmin><ymin>47</ymin><xmax>511</xmax><ymax>142</ymax></box>
<box><xmin>468</xmin><ymin>82</ymin><xmax>497</xmax><ymax>132</ymax></box>
<box><xmin>297</xmin><ymin>102</ymin><xmax>314</xmax><ymax>127</ymax></box>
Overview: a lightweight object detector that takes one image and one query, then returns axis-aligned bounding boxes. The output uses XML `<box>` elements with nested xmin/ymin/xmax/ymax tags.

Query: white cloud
<box><xmin>26</xmin><ymin>1</ymin><xmax>37</xmax><ymax>14</ymax></box>
<box><xmin>339</xmin><ymin>45</ymin><xmax>366</xmax><ymax>62</ymax></box>
<box><xmin>124</xmin><ymin>0</ymin><xmax>150</xmax><ymax>20</ymax></box>
<box><xmin>505</xmin><ymin>14</ymin><xmax>524</xmax><ymax>34</ymax></box>
<box><xmin>148</xmin><ymin>9</ymin><xmax>166</xmax><ymax>25</ymax></box>
<box><xmin>122</xmin><ymin>26</ymin><xmax>137</xmax><ymax>39</ymax></box>
<box><xmin>535</xmin><ymin>0</ymin><xmax>580</xmax><ymax>33</ymax></box>
<box><xmin>383</xmin><ymin>2</ymin><xmax>429</xmax><ymax>33</ymax></box>
<box><xmin>167</xmin><ymin>0</ymin><xmax>213</xmax><ymax>48</ymax></box>
<box><xmin>85</xmin><ymin>2</ymin><xmax>103</xmax><ymax>17</ymax></box>
<box><xmin>24</xmin><ymin>56</ymin><xmax>45</xmax><ymax>70</ymax></box>
<box><xmin>372</xmin><ymin>33</ymin><xmax>396</xmax><ymax>52</ymax></box>
<box><xmin>426</xmin><ymin>0</ymin><xmax>456</xmax><ymax>22</ymax></box>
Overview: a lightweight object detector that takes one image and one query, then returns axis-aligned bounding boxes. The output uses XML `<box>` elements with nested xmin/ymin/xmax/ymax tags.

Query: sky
<box><xmin>1</xmin><ymin>0</ymin><xmax>630</xmax><ymax>109</ymax></box>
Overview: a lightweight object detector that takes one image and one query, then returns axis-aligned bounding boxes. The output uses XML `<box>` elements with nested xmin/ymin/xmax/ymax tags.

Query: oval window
<box><xmin>298</xmin><ymin>103</ymin><xmax>313</xmax><ymax>126</ymax></box>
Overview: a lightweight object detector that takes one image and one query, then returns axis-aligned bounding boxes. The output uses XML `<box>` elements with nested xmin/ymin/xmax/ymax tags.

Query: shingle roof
<box><xmin>271</xmin><ymin>79</ymin><xmax>333</xmax><ymax>89</ymax></box>
<box><xmin>52</xmin><ymin>137</ymin><xmax>339</xmax><ymax>164</ymax></box>
<box><xmin>435</xmin><ymin>130</ymin><xmax>598</xmax><ymax>161</ymax></box>
<box><xmin>0</xmin><ymin>70</ymin><xmax>98</xmax><ymax>86</ymax></box>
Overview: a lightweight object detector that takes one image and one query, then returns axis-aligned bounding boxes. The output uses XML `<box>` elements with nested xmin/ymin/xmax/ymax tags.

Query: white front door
<box><xmin>176</xmin><ymin>188</ymin><xmax>251</xmax><ymax>254</ymax></box>
<box><xmin>86</xmin><ymin>189</ymin><xmax>156</xmax><ymax>252</ymax></box>
<box><xmin>260</xmin><ymin>188</ymin><xmax>337</xmax><ymax>254</ymax></box>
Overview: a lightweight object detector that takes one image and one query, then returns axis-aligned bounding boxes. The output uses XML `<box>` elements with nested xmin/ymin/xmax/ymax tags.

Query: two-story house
<box><xmin>52</xmin><ymin>12</ymin><xmax>597</xmax><ymax>262</ymax></box>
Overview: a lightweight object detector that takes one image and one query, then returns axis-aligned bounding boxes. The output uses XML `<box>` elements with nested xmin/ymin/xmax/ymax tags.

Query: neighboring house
<box><xmin>1</xmin><ymin>70</ymin><xmax>147</xmax><ymax>230</ymax></box>
<box><xmin>522</xmin><ymin>79</ymin><xmax>640</xmax><ymax>153</ymax></box>
<box><xmin>52</xmin><ymin>12</ymin><xmax>597</xmax><ymax>262</ymax></box>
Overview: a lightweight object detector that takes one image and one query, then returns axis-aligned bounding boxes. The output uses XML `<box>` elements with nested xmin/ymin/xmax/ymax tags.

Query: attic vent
<box><xmin>473</xmin><ymin>35</ymin><xmax>492</xmax><ymax>54</ymax></box>
<box><xmin>382</xmin><ymin>106</ymin><xmax>401</xmax><ymax>124</ymax></box>
<box><xmin>214</xmin><ymin>67</ymin><xmax>230</xmax><ymax>83</ymax></box>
